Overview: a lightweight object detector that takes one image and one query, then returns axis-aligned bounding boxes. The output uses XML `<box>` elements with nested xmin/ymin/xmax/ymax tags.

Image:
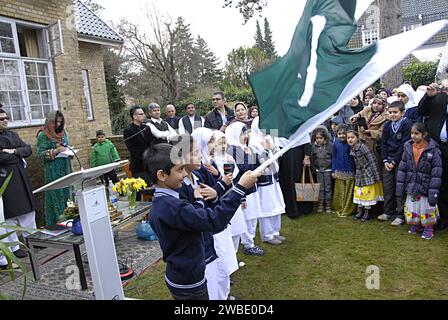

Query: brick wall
<box><xmin>79</xmin><ymin>42</ymin><xmax>113</xmax><ymax>137</ymax></box>
<box><xmin>0</xmin><ymin>0</ymin><xmax>113</xmax><ymax>226</ymax></box>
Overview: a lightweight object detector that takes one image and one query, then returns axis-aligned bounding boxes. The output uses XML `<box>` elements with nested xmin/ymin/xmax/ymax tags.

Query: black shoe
<box><xmin>353</xmin><ymin>208</ymin><xmax>363</xmax><ymax>220</ymax></box>
<box><xmin>13</xmin><ymin>249</ymin><xmax>28</xmax><ymax>258</ymax></box>
<box><xmin>361</xmin><ymin>209</ymin><xmax>371</xmax><ymax>222</ymax></box>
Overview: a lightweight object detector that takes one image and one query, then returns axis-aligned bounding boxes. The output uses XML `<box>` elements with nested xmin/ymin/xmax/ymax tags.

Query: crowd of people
<box><xmin>0</xmin><ymin>80</ymin><xmax>447</xmax><ymax>301</ymax></box>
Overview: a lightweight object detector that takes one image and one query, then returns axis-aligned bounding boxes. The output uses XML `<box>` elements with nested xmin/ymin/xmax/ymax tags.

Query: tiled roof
<box><xmin>401</xmin><ymin>0</ymin><xmax>447</xmax><ymax>18</ymax></box>
<box><xmin>74</xmin><ymin>0</ymin><xmax>123</xmax><ymax>44</ymax></box>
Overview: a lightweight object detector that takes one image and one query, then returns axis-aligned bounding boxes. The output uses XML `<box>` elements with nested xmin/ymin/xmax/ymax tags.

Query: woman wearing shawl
<box><xmin>225</xmin><ymin>102</ymin><xmax>253</xmax><ymax>129</ymax></box>
<box><xmin>36</xmin><ymin>111</ymin><xmax>72</xmax><ymax>225</ymax></box>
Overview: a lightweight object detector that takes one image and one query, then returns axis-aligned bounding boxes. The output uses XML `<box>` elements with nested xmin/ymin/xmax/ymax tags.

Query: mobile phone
<box><xmin>223</xmin><ymin>163</ymin><xmax>232</xmax><ymax>175</ymax></box>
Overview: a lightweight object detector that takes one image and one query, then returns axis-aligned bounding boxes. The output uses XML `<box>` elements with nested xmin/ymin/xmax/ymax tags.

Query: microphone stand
<box><xmin>108</xmin><ymin>123</ymin><xmax>150</xmax><ymax>164</ymax></box>
<box><xmin>62</xmin><ymin>143</ymin><xmax>84</xmax><ymax>171</ymax></box>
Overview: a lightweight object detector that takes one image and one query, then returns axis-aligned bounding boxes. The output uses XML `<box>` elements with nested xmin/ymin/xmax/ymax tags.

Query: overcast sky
<box><xmin>94</xmin><ymin>0</ymin><xmax>306</xmax><ymax>66</ymax></box>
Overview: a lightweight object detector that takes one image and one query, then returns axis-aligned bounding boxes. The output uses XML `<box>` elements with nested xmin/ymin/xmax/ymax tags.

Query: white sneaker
<box><xmin>377</xmin><ymin>214</ymin><xmax>391</xmax><ymax>221</ymax></box>
<box><xmin>390</xmin><ymin>217</ymin><xmax>404</xmax><ymax>226</ymax></box>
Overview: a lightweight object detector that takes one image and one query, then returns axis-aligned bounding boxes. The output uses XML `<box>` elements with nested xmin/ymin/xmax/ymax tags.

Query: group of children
<box><xmin>311</xmin><ymin>99</ymin><xmax>442</xmax><ymax>240</ymax></box>
<box><xmin>144</xmin><ymin>120</ymin><xmax>286</xmax><ymax>300</ymax></box>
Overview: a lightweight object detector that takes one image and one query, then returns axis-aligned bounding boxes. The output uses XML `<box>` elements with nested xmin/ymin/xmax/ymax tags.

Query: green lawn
<box><xmin>124</xmin><ymin>213</ymin><xmax>448</xmax><ymax>300</ymax></box>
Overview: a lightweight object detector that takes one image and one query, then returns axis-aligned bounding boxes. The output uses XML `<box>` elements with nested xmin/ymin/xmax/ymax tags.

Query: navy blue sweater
<box><xmin>331</xmin><ymin>139</ymin><xmax>355</xmax><ymax>174</ymax></box>
<box><xmin>380</xmin><ymin>118</ymin><xmax>412</xmax><ymax>165</ymax></box>
<box><xmin>149</xmin><ymin>184</ymin><xmax>247</xmax><ymax>293</ymax></box>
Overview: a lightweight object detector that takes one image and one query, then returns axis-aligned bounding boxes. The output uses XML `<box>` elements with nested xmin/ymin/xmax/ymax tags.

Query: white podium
<box><xmin>34</xmin><ymin>160</ymin><xmax>129</xmax><ymax>300</ymax></box>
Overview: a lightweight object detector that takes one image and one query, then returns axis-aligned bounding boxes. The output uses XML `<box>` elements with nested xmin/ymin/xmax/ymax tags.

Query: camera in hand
<box><xmin>223</xmin><ymin>163</ymin><xmax>232</xmax><ymax>175</ymax></box>
<box><xmin>356</xmin><ymin>117</ymin><xmax>368</xmax><ymax>130</ymax></box>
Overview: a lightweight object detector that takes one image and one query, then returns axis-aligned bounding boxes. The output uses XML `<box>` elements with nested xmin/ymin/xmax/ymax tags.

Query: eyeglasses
<box><xmin>0</xmin><ymin>116</ymin><xmax>9</xmax><ymax>121</ymax></box>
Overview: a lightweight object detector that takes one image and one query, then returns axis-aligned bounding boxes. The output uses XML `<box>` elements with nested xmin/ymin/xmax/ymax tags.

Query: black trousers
<box><xmin>382</xmin><ymin>165</ymin><xmax>404</xmax><ymax>219</ymax></box>
<box><xmin>278</xmin><ymin>145</ymin><xmax>313</xmax><ymax>219</ymax></box>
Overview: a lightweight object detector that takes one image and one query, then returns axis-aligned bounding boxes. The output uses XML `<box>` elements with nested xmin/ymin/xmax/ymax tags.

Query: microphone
<box><xmin>109</xmin><ymin>124</ymin><xmax>150</xmax><ymax>164</ymax></box>
<box><xmin>61</xmin><ymin>143</ymin><xmax>84</xmax><ymax>171</ymax></box>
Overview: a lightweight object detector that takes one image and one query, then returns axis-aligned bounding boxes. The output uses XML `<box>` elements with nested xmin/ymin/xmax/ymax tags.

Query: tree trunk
<box><xmin>378</xmin><ymin>0</ymin><xmax>403</xmax><ymax>89</ymax></box>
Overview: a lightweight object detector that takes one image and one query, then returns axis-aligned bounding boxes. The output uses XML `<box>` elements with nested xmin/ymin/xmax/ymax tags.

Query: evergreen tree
<box><xmin>263</xmin><ymin>17</ymin><xmax>277</xmax><ymax>59</ymax></box>
<box><xmin>254</xmin><ymin>20</ymin><xmax>264</xmax><ymax>51</ymax></box>
<box><xmin>193</xmin><ymin>36</ymin><xmax>222</xmax><ymax>87</ymax></box>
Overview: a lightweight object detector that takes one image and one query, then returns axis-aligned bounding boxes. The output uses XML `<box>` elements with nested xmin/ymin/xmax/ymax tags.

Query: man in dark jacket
<box><xmin>163</xmin><ymin>104</ymin><xmax>180</xmax><ymax>131</ymax></box>
<box><xmin>204</xmin><ymin>92</ymin><xmax>235</xmax><ymax>131</ymax></box>
<box><xmin>417</xmin><ymin>82</ymin><xmax>448</xmax><ymax>230</ymax></box>
<box><xmin>123</xmin><ymin>106</ymin><xmax>153</xmax><ymax>188</ymax></box>
<box><xmin>0</xmin><ymin>107</ymin><xmax>36</xmax><ymax>268</ymax></box>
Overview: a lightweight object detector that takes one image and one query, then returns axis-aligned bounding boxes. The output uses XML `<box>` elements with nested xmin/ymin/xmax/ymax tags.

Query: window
<box><xmin>0</xmin><ymin>16</ymin><xmax>62</xmax><ymax>127</ymax></box>
<box><xmin>403</xmin><ymin>23</ymin><xmax>422</xmax><ymax>32</ymax></box>
<box><xmin>362</xmin><ymin>29</ymin><xmax>379</xmax><ymax>46</ymax></box>
<box><xmin>82</xmin><ymin>69</ymin><xmax>93</xmax><ymax>120</ymax></box>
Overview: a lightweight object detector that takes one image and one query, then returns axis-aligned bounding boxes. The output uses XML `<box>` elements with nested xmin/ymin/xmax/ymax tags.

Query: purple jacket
<box><xmin>396</xmin><ymin>138</ymin><xmax>442</xmax><ymax>206</ymax></box>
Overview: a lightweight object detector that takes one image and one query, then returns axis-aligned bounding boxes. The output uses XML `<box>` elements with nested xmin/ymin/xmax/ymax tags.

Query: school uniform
<box><xmin>149</xmin><ymin>184</ymin><xmax>247</xmax><ymax>300</ymax></box>
<box><xmin>178</xmin><ymin>170</ymin><xmax>237</xmax><ymax>300</ymax></box>
<box><xmin>380</xmin><ymin>117</ymin><xmax>412</xmax><ymax>219</ymax></box>
<box><xmin>227</xmin><ymin>145</ymin><xmax>262</xmax><ymax>249</ymax></box>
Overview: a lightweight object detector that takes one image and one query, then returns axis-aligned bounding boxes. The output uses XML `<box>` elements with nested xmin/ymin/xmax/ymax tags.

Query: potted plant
<box><xmin>112</xmin><ymin>177</ymin><xmax>147</xmax><ymax>209</ymax></box>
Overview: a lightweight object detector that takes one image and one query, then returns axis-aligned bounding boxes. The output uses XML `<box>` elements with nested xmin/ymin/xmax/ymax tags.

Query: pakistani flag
<box><xmin>436</xmin><ymin>40</ymin><xmax>448</xmax><ymax>82</ymax></box>
<box><xmin>249</xmin><ymin>0</ymin><xmax>448</xmax><ymax>140</ymax></box>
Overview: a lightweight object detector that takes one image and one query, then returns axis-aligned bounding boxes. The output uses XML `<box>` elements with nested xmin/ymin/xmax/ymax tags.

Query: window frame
<box><xmin>0</xmin><ymin>16</ymin><xmax>60</xmax><ymax>128</ymax></box>
<box><xmin>0</xmin><ymin>17</ymin><xmax>21</xmax><ymax>57</ymax></box>
<box><xmin>82</xmin><ymin>69</ymin><xmax>94</xmax><ymax>121</ymax></box>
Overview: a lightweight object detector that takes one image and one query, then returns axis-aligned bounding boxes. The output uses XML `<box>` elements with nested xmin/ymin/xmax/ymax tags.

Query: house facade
<box><xmin>349</xmin><ymin>0</ymin><xmax>448</xmax><ymax>61</ymax></box>
<box><xmin>0</xmin><ymin>0</ymin><xmax>123</xmax><ymax>224</ymax></box>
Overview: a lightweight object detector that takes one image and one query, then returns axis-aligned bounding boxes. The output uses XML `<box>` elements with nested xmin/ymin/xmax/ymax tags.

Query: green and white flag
<box><xmin>436</xmin><ymin>40</ymin><xmax>448</xmax><ymax>82</ymax></box>
<box><xmin>249</xmin><ymin>0</ymin><xmax>448</xmax><ymax>142</ymax></box>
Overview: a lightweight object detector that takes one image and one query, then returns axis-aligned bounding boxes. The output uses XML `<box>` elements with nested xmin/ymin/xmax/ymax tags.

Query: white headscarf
<box><xmin>396</xmin><ymin>83</ymin><xmax>418</xmax><ymax>110</ymax></box>
<box><xmin>248</xmin><ymin>116</ymin><xmax>266</xmax><ymax>156</ymax></box>
<box><xmin>191</xmin><ymin>127</ymin><xmax>214</xmax><ymax>164</ymax></box>
<box><xmin>225</xmin><ymin>121</ymin><xmax>247</xmax><ymax>150</ymax></box>
<box><xmin>212</xmin><ymin>130</ymin><xmax>240</xmax><ymax>177</ymax></box>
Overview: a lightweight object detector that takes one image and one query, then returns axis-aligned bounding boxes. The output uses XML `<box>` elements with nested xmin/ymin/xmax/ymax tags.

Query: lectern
<box><xmin>33</xmin><ymin>160</ymin><xmax>129</xmax><ymax>300</ymax></box>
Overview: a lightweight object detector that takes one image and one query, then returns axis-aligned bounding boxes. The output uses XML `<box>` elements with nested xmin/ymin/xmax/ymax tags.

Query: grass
<box><xmin>124</xmin><ymin>212</ymin><xmax>448</xmax><ymax>300</ymax></box>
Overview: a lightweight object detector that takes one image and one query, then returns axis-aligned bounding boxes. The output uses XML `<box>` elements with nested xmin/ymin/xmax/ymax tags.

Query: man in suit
<box><xmin>417</xmin><ymin>81</ymin><xmax>448</xmax><ymax>230</ymax></box>
<box><xmin>204</xmin><ymin>92</ymin><xmax>234</xmax><ymax>131</ymax></box>
<box><xmin>123</xmin><ymin>106</ymin><xmax>153</xmax><ymax>191</ymax></box>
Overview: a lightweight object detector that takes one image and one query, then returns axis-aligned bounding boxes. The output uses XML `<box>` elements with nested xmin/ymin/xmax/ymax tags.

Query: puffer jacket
<box><xmin>396</xmin><ymin>138</ymin><xmax>443</xmax><ymax>206</ymax></box>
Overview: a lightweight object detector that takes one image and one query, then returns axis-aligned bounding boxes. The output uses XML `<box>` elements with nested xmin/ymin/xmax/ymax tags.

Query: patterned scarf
<box><xmin>37</xmin><ymin>111</ymin><xmax>65</xmax><ymax>143</ymax></box>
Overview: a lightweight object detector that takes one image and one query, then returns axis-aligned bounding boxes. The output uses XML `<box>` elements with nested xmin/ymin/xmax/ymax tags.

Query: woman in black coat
<box><xmin>0</xmin><ymin>107</ymin><xmax>36</xmax><ymax>266</ymax></box>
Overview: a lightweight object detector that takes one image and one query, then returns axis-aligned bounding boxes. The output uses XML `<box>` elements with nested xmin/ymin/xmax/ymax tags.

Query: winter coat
<box><xmin>396</xmin><ymin>138</ymin><xmax>443</xmax><ymax>206</ymax></box>
<box><xmin>0</xmin><ymin>130</ymin><xmax>36</xmax><ymax>219</ymax></box>
<box><xmin>332</xmin><ymin>139</ymin><xmax>355</xmax><ymax>177</ymax></box>
<box><xmin>204</xmin><ymin>106</ymin><xmax>235</xmax><ymax>130</ymax></box>
<box><xmin>311</xmin><ymin>127</ymin><xmax>333</xmax><ymax>170</ymax></box>
<box><xmin>354</xmin><ymin>106</ymin><xmax>387</xmax><ymax>152</ymax></box>
<box><xmin>417</xmin><ymin>92</ymin><xmax>448</xmax><ymax>143</ymax></box>
<box><xmin>350</xmin><ymin>142</ymin><xmax>382</xmax><ymax>187</ymax></box>
<box><xmin>91</xmin><ymin>139</ymin><xmax>119</xmax><ymax>167</ymax></box>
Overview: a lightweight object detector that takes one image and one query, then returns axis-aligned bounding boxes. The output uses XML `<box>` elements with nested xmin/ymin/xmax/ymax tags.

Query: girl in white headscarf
<box><xmin>190</xmin><ymin>128</ymin><xmax>238</xmax><ymax>300</ymax></box>
<box><xmin>225</xmin><ymin>122</ymin><xmax>264</xmax><ymax>256</ymax></box>
<box><xmin>396</xmin><ymin>83</ymin><xmax>422</xmax><ymax>123</ymax></box>
<box><xmin>213</xmin><ymin>130</ymin><xmax>248</xmax><ymax>253</ymax></box>
<box><xmin>250</xmin><ymin>117</ymin><xmax>286</xmax><ymax>245</ymax></box>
